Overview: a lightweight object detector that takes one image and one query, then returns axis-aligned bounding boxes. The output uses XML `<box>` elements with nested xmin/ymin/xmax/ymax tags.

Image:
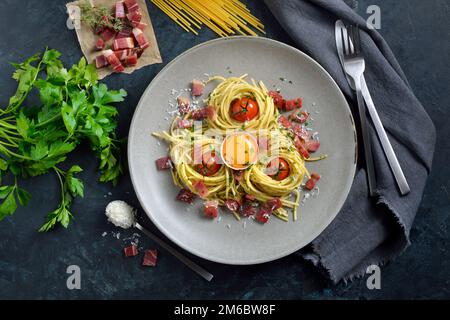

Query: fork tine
<box><xmin>348</xmin><ymin>25</ymin><xmax>361</xmax><ymax>55</ymax></box>
<box><xmin>355</xmin><ymin>26</ymin><xmax>361</xmax><ymax>54</ymax></box>
<box><xmin>341</xmin><ymin>28</ymin><xmax>348</xmax><ymax>55</ymax></box>
<box><xmin>348</xmin><ymin>25</ymin><xmax>355</xmax><ymax>55</ymax></box>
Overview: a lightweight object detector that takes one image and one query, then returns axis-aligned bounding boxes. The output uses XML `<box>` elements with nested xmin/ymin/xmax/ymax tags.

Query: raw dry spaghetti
<box><xmin>150</xmin><ymin>0</ymin><xmax>265</xmax><ymax>37</ymax></box>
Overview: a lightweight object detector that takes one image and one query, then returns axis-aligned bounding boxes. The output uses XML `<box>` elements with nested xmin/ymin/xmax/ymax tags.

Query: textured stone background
<box><xmin>0</xmin><ymin>0</ymin><xmax>448</xmax><ymax>299</ymax></box>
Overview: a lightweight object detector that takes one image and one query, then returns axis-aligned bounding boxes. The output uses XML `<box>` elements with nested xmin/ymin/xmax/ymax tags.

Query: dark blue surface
<box><xmin>0</xmin><ymin>0</ymin><xmax>448</xmax><ymax>299</ymax></box>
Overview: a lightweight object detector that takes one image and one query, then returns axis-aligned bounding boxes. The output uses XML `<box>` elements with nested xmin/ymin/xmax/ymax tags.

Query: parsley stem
<box><xmin>34</xmin><ymin>113</ymin><xmax>61</xmax><ymax>128</ymax></box>
<box><xmin>53</xmin><ymin>167</ymin><xmax>65</xmax><ymax>206</ymax></box>
<box><xmin>0</xmin><ymin>120</ymin><xmax>17</xmax><ymax>130</ymax></box>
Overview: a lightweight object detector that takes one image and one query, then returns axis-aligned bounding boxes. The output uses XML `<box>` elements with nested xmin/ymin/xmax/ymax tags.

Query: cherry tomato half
<box><xmin>194</xmin><ymin>151</ymin><xmax>222</xmax><ymax>176</ymax></box>
<box><xmin>230</xmin><ymin>97</ymin><xmax>259</xmax><ymax>122</ymax></box>
<box><xmin>267</xmin><ymin>158</ymin><xmax>290</xmax><ymax>181</ymax></box>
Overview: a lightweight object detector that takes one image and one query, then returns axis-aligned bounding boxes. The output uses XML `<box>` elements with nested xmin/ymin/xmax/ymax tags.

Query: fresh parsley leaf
<box><xmin>0</xmin><ymin>189</ymin><xmax>17</xmax><ymax>221</ymax></box>
<box><xmin>16</xmin><ymin>187</ymin><xmax>31</xmax><ymax>206</ymax></box>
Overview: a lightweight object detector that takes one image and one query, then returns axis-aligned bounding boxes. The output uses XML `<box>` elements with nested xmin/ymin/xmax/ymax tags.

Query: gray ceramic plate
<box><xmin>128</xmin><ymin>37</ymin><xmax>357</xmax><ymax>265</ymax></box>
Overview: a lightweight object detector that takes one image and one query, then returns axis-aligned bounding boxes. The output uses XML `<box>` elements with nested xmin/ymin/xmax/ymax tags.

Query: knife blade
<box><xmin>335</xmin><ymin>20</ymin><xmax>410</xmax><ymax>195</ymax></box>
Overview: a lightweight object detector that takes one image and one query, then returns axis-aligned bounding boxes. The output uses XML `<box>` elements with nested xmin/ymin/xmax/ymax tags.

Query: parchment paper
<box><xmin>66</xmin><ymin>0</ymin><xmax>162</xmax><ymax>79</ymax></box>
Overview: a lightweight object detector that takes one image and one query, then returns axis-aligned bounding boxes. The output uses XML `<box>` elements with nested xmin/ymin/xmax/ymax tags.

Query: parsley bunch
<box><xmin>0</xmin><ymin>48</ymin><xmax>127</xmax><ymax>231</ymax></box>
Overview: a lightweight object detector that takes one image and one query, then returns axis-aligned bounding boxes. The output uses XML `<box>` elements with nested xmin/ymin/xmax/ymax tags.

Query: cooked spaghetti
<box><xmin>153</xmin><ymin>75</ymin><xmax>325</xmax><ymax>224</ymax></box>
<box><xmin>150</xmin><ymin>0</ymin><xmax>265</xmax><ymax>37</ymax></box>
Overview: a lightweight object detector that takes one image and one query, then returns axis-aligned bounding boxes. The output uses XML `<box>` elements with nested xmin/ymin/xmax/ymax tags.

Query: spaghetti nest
<box><xmin>206</xmin><ymin>75</ymin><xmax>278</xmax><ymax>132</ymax></box>
<box><xmin>153</xmin><ymin>75</ymin><xmax>312</xmax><ymax>222</ymax></box>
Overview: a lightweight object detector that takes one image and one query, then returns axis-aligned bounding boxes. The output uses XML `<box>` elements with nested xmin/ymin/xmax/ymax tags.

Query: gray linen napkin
<box><xmin>264</xmin><ymin>0</ymin><xmax>436</xmax><ymax>282</ymax></box>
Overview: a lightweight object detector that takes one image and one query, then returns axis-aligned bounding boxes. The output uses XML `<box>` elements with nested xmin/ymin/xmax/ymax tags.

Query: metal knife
<box><xmin>335</xmin><ymin>20</ymin><xmax>410</xmax><ymax>196</ymax></box>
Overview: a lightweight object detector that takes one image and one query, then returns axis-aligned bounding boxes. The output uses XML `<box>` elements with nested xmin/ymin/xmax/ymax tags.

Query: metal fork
<box><xmin>341</xmin><ymin>25</ymin><xmax>377</xmax><ymax>196</ymax></box>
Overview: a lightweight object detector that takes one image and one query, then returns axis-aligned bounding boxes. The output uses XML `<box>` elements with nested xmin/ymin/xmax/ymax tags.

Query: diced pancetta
<box><xmin>255</xmin><ymin>207</ymin><xmax>271</xmax><ymax>223</ymax></box>
<box><xmin>191</xmin><ymin>79</ymin><xmax>204</xmax><ymax>96</ymax></box>
<box><xmin>96</xmin><ymin>38</ymin><xmax>105</xmax><ymax>50</ymax></box>
<box><xmin>190</xmin><ymin>105</ymin><xmax>216</xmax><ymax>121</ymax></box>
<box><xmin>241</xmin><ymin>202</ymin><xmax>257</xmax><ymax>217</ymax></box>
<box><xmin>113</xmin><ymin>37</ymin><xmax>134</xmax><ymax>50</ymax></box>
<box><xmin>155</xmin><ymin>156</ymin><xmax>172</xmax><ymax>170</ymax></box>
<box><xmin>290</xmin><ymin>110</ymin><xmax>309</xmax><ymax>123</ymax></box>
<box><xmin>127</xmin><ymin>10</ymin><xmax>142</xmax><ymax>27</ymax></box>
<box><xmin>284</xmin><ymin>98</ymin><xmax>302</xmax><ymax>111</ymax></box>
<box><xmin>115</xmin><ymin>1</ymin><xmax>126</xmax><ymax>18</ymax></box>
<box><xmin>114</xmin><ymin>49</ymin><xmax>133</xmax><ymax>60</ymax></box>
<box><xmin>176</xmin><ymin>119</ymin><xmax>193</xmax><ymax>129</ymax></box>
<box><xmin>268</xmin><ymin>90</ymin><xmax>285</xmax><ymax>109</ymax></box>
<box><xmin>132</xmin><ymin>27</ymin><xmax>149</xmax><ymax>49</ymax></box>
<box><xmin>116</xmin><ymin>26</ymin><xmax>132</xmax><ymax>39</ymax></box>
<box><xmin>124</xmin><ymin>0</ymin><xmax>139</xmax><ymax>12</ymax></box>
<box><xmin>304</xmin><ymin>178</ymin><xmax>316</xmax><ymax>190</ymax></box>
<box><xmin>204</xmin><ymin>200</ymin><xmax>219</xmax><ymax>218</ymax></box>
<box><xmin>136</xmin><ymin>22</ymin><xmax>147</xmax><ymax>31</ymax></box>
<box><xmin>224</xmin><ymin>199</ymin><xmax>241</xmax><ymax>212</ymax></box>
<box><xmin>176</xmin><ymin>189</ymin><xmax>195</xmax><ymax>204</ymax></box>
<box><xmin>305</xmin><ymin>140</ymin><xmax>320</xmax><ymax>152</ymax></box>
<box><xmin>142</xmin><ymin>249</ymin><xmax>158</xmax><ymax>266</ymax></box>
<box><xmin>193</xmin><ymin>180</ymin><xmax>209</xmax><ymax>198</ymax></box>
<box><xmin>103</xmin><ymin>49</ymin><xmax>124</xmax><ymax>72</ymax></box>
<box><xmin>124</xmin><ymin>54</ymin><xmax>138</xmax><ymax>66</ymax></box>
<box><xmin>177</xmin><ymin>96</ymin><xmax>190</xmax><ymax>115</ymax></box>
<box><xmin>124</xmin><ymin>245</ymin><xmax>138</xmax><ymax>257</ymax></box>
<box><xmin>95</xmin><ymin>54</ymin><xmax>109</xmax><ymax>69</ymax></box>
<box><xmin>265</xmin><ymin>198</ymin><xmax>282</xmax><ymax>211</ymax></box>
<box><xmin>100</xmin><ymin>28</ymin><xmax>116</xmax><ymax>42</ymax></box>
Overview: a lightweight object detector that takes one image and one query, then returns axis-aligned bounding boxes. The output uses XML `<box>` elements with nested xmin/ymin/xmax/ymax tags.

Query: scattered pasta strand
<box><xmin>150</xmin><ymin>0</ymin><xmax>265</xmax><ymax>36</ymax></box>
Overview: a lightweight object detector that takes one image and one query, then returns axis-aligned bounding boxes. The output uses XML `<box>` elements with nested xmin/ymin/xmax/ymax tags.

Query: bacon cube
<box><xmin>124</xmin><ymin>54</ymin><xmax>138</xmax><ymax>66</ymax></box>
<box><xmin>116</xmin><ymin>26</ymin><xmax>132</xmax><ymax>39</ymax></box>
<box><xmin>224</xmin><ymin>199</ymin><xmax>241</xmax><ymax>212</ymax></box>
<box><xmin>155</xmin><ymin>156</ymin><xmax>172</xmax><ymax>170</ymax></box>
<box><xmin>115</xmin><ymin>1</ymin><xmax>126</xmax><ymax>18</ymax></box>
<box><xmin>95</xmin><ymin>54</ymin><xmax>109</xmax><ymax>69</ymax></box>
<box><xmin>265</xmin><ymin>198</ymin><xmax>282</xmax><ymax>211</ymax></box>
<box><xmin>113</xmin><ymin>37</ymin><xmax>134</xmax><ymax>51</ymax></box>
<box><xmin>127</xmin><ymin>10</ymin><xmax>142</xmax><ymax>27</ymax></box>
<box><xmin>305</xmin><ymin>140</ymin><xmax>320</xmax><ymax>152</ymax></box>
<box><xmin>176</xmin><ymin>189</ymin><xmax>195</xmax><ymax>204</ymax></box>
<box><xmin>142</xmin><ymin>249</ymin><xmax>158</xmax><ymax>267</ymax></box>
<box><xmin>290</xmin><ymin>110</ymin><xmax>309</xmax><ymax>123</ymax></box>
<box><xmin>100</xmin><ymin>28</ymin><xmax>116</xmax><ymax>42</ymax></box>
<box><xmin>284</xmin><ymin>98</ymin><xmax>302</xmax><ymax>111</ymax></box>
<box><xmin>95</xmin><ymin>38</ymin><xmax>105</xmax><ymax>50</ymax></box>
<box><xmin>191</xmin><ymin>79</ymin><xmax>204</xmax><ymax>96</ymax></box>
<box><xmin>177</xmin><ymin>96</ymin><xmax>190</xmax><ymax>115</ymax></box>
<box><xmin>268</xmin><ymin>90</ymin><xmax>285</xmax><ymax>109</ymax></box>
<box><xmin>304</xmin><ymin>178</ymin><xmax>316</xmax><ymax>190</ymax></box>
<box><xmin>103</xmin><ymin>49</ymin><xmax>124</xmax><ymax>72</ymax></box>
<box><xmin>132</xmin><ymin>27</ymin><xmax>149</xmax><ymax>49</ymax></box>
<box><xmin>124</xmin><ymin>0</ymin><xmax>139</xmax><ymax>12</ymax></box>
<box><xmin>193</xmin><ymin>180</ymin><xmax>209</xmax><ymax>198</ymax></box>
<box><xmin>176</xmin><ymin>119</ymin><xmax>193</xmax><ymax>129</ymax></box>
<box><xmin>255</xmin><ymin>206</ymin><xmax>271</xmax><ymax>224</ymax></box>
<box><xmin>114</xmin><ymin>49</ymin><xmax>132</xmax><ymax>61</ymax></box>
<box><xmin>191</xmin><ymin>105</ymin><xmax>216</xmax><ymax>121</ymax></box>
<box><xmin>124</xmin><ymin>245</ymin><xmax>138</xmax><ymax>257</ymax></box>
<box><xmin>241</xmin><ymin>202</ymin><xmax>257</xmax><ymax>217</ymax></box>
<box><xmin>204</xmin><ymin>200</ymin><xmax>219</xmax><ymax>218</ymax></box>
<box><xmin>136</xmin><ymin>22</ymin><xmax>147</xmax><ymax>31</ymax></box>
